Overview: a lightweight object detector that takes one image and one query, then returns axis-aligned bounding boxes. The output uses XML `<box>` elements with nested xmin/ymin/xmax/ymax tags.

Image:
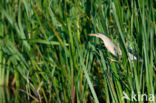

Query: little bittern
<box><xmin>89</xmin><ymin>33</ymin><xmax>142</xmax><ymax>62</ymax></box>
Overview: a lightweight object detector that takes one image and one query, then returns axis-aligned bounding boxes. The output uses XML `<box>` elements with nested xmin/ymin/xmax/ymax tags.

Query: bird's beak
<box><xmin>88</xmin><ymin>34</ymin><xmax>99</xmax><ymax>37</ymax></box>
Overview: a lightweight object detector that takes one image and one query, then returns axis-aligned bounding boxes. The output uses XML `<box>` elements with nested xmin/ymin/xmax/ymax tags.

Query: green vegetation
<box><xmin>0</xmin><ymin>0</ymin><xmax>155</xmax><ymax>102</ymax></box>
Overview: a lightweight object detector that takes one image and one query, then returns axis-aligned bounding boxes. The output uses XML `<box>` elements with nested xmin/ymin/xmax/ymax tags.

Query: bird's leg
<box><xmin>107</xmin><ymin>57</ymin><xmax>121</xmax><ymax>64</ymax></box>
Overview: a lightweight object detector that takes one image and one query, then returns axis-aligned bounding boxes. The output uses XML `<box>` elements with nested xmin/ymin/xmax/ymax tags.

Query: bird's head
<box><xmin>88</xmin><ymin>33</ymin><xmax>103</xmax><ymax>38</ymax></box>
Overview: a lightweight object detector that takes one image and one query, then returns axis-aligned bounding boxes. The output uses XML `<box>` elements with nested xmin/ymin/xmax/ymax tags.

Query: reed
<box><xmin>0</xmin><ymin>0</ymin><xmax>155</xmax><ymax>102</ymax></box>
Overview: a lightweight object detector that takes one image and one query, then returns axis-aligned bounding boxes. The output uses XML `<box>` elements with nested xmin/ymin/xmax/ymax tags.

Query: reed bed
<box><xmin>0</xmin><ymin>0</ymin><xmax>155</xmax><ymax>102</ymax></box>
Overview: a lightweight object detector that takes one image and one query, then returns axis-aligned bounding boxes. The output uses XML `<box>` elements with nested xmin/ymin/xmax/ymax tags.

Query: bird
<box><xmin>89</xmin><ymin>33</ymin><xmax>142</xmax><ymax>62</ymax></box>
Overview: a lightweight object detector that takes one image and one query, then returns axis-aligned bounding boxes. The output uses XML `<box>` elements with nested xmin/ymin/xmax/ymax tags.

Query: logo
<box><xmin>122</xmin><ymin>91</ymin><xmax>155</xmax><ymax>101</ymax></box>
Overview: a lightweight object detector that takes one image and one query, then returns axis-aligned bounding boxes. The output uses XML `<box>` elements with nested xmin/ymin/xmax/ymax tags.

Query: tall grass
<box><xmin>0</xmin><ymin>0</ymin><xmax>155</xmax><ymax>102</ymax></box>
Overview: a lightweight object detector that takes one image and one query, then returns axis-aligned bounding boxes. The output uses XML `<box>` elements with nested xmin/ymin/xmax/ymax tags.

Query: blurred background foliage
<box><xmin>0</xmin><ymin>0</ymin><xmax>155</xmax><ymax>102</ymax></box>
